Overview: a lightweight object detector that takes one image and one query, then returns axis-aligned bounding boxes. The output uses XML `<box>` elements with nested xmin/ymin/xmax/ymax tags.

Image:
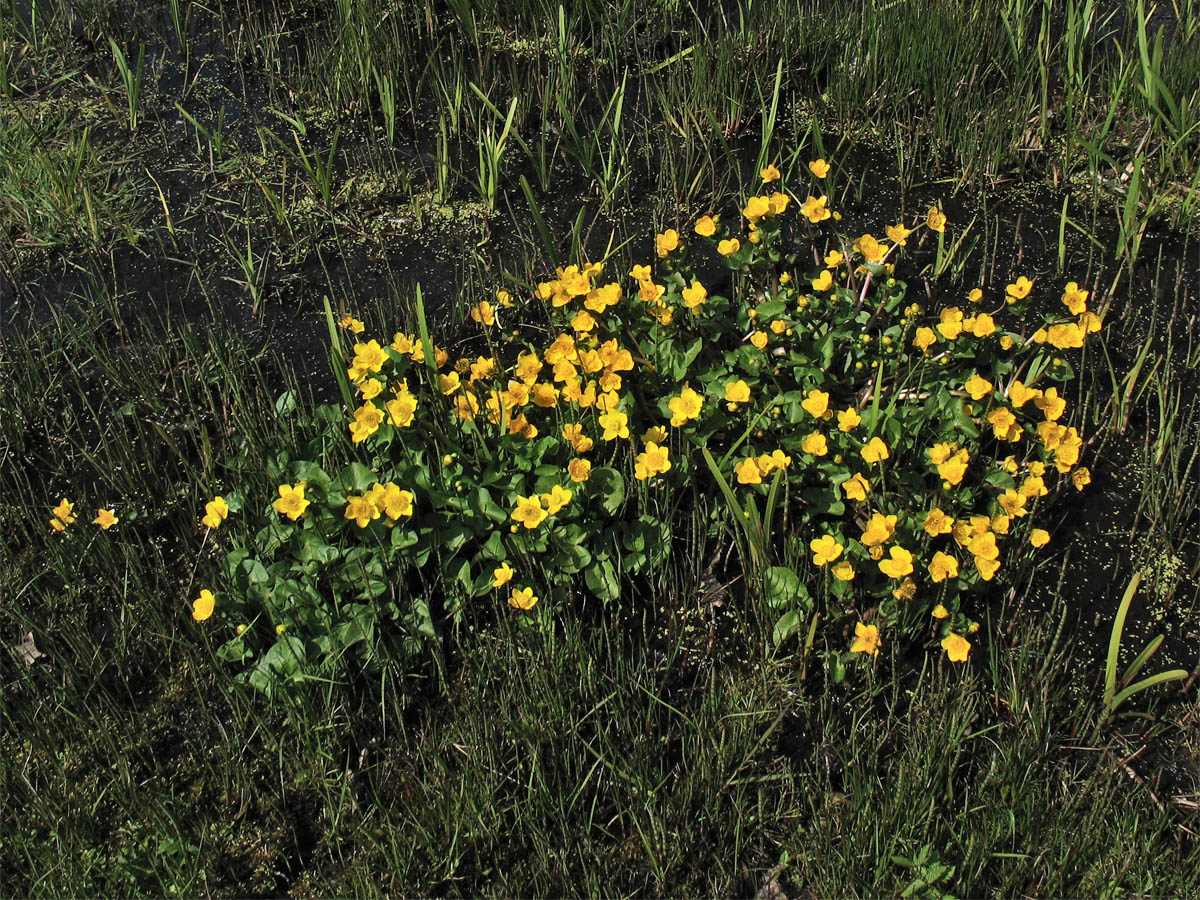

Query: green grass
<box><xmin>1</xmin><ymin>0</ymin><xmax>1198</xmax><ymax>895</ymax></box>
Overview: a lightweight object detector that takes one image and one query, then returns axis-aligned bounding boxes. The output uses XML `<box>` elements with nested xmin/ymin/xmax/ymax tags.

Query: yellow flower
<box><xmin>541</xmin><ymin>484</ymin><xmax>573</xmax><ymax>515</ymax></box>
<box><xmin>202</xmin><ymin>496</ymin><xmax>230</xmax><ymax>529</ymax></box>
<box><xmin>562</xmin><ymin>423</ymin><xmax>594</xmax><ymax>453</ymax></box>
<box><xmin>735</xmin><ymin>458</ymin><xmax>762</xmax><ymax>485</ymax></box>
<box><xmin>800</xmin><ymin>195</ymin><xmax>831</xmax><ymax>224</ymax></box>
<box><xmin>339</xmin><ymin>314</ymin><xmax>365</xmax><ymax>333</ymax></box>
<box><xmin>928</xmin><ymin>552</ymin><xmax>959</xmax><ymax>583</ymax></box>
<box><xmin>835</xmin><ymin>407</ymin><xmax>860</xmax><ymax>432</ymax></box>
<box><xmin>568</xmin><ymin>458</ymin><xmax>592</xmax><ymax>483</ymax></box>
<box><xmin>717</xmin><ymin>238</ymin><xmax>740</xmax><ymax>256</ymax></box>
<box><xmin>913</xmin><ymin>327</ymin><xmax>938</xmax><ymax>352</ymax></box>
<box><xmin>936</xmin><ymin>307</ymin><xmax>964</xmax><ymax>340</ymax></box>
<box><xmin>1029</xmin><ymin>528</ymin><xmax>1050</xmax><ymax>547</ymax></box>
<box><xmin>932</xmin><ymin>603</ymin><xmax>950</xmax><ymax>619</ymax></box>
<box><xmin>634</xmin><ymin>442</ymin><xmax>672</xmax><ymax>480</ymax></box>
<box><xmin>511</xmin><ymin>495</ymin><xmax>548</xmax><ymax>529</ymax></box>
<box><xmin>1061</xmin><ymin>281</ymin><xmax>1089</xmax><ymax>314</ymax></box>
<box><xmin>970</xmin><ymin>313</ymin><xmax>996</xmax><ymax>337</ymax></box>
<box><xmin>850</xmin><ymin>622</ymin><xmax>880</xmax><ymax>657</ymax></box>
<box><xmin>598</xmin><ymin>409</ymin><xmax>630</xmax><ymax>440</ymax></box>
<box><xmin>997</xmin><ymin>489</ymin><xmax>1028</xmax><ymax>518</ymax></box>
<box><xmin>496</xmin><ymin>288</ymin><xmax>513</xmax><ymax>307</ymax></box>
<box><xmin>1006</xmin><ymin>276</ymin><xmax>1033</xmax><ymax>302</ymax></box>
<box><xmin>350</xmin><ymin>339</ymin><xmax>388</xmax><ymax>377</ymax></box>
<box><xmin>839</xmin><ymin>473</ymin><xmax>868</xmax><ymax>502</ymax></box>
<box><xmin>192</xmin><ymin>589</ymin><xmax>216</xmax><ymax>622</ymax></box>
<box><xmin>861</xmin><ymin>513</ymin><xmax>897</xmax><ymax>547</ymax></box>
<box><xmin>861</xmin><ymin>437</ymin><xmax>889</xmax><ymax>464</ymax></box>
<box><xmin>1047</xmin><ymin>323</ymin><xmax>1085</xmax><ymax>349</ymax></box>
<box><xmin>926</xmin><ymin>206</ymin><xmax>947</xmax><ymax>232</ymax></box>
<box><xmin>750</xmin><ymin>330</ymin><xmax>768</xmax><ymax>350</ymax></box>
<box><xmin>824</xmin><ymin>249</ymin><xmax>844</xmax><ymax>268</ymax></box>
<box><xmin>345</xmin><ymin>494</ymin><xmax>380</xmax><ymax>528</ymax></box>
<box><xmin>758</xmin><ymin>450</ymin><xmax>792</xmax><ymax>473</ymax></box>
<box><xmin>509</xmin><ymin>587</ymin><xmax>539</xmax><ymax>610</ymax></box>
<box><xmin>350</xmin><ymin>400</ymin><xmax>386</xmax><ymax>442</ymax></box>
<box><xmin>378</xmin><ymin>483</ymin><xmax>415</xmax><ymax>520</ymax></box>
<box><xmin>470</xmin><ymin>300</ymin><xmax>496</xmax><ymax>327</ymax></box>
<box><xmin>941</xmin><ymin>632</ymin><xmax>970</xmax><ymax>662</ymax></box>
<box><xmin>722</xmin><ymin>380</ymin><xmax>751</xmax><ymax>407</ymax></box>
<box><xmin>810</xmin><ymin>269</ymin><xmax>833</xmax><ymax>291</ymax></box>
<box><xmin>801</xmin><ymin>432</ymin><xmax>828</xmax><ymax>456</ymax></box>
<box><xmin>1008</xmin><ymin>380</ymin><xmax>1041</xmax><ymax>408</ymax></box>
<box><xmin>987</xmin><ymin>407</ymin><xmax>1021</xmax><ymax>442</ymax></box>
<box><xmin>359</xmin><ymin>377</ymin><xmax>384</xmax><ymax>401</ymax></box>
<box><xmin>768</xmin><ymin>192</ymin><xmax>790</xmax><ymax>215</ymax></box>
<box><xmin>975</xmin><ymin>556</ymin><xmax>1001</xmax><ymax>580</ymax></box>
<box><xmin>811</xmin><ymin>534</ymin><xmax>844</xmax><ymax>566</ymax></box>
<box><xmin>655</xmin><ymin>229</ymin><xmax>681</xmax><ymax>258</ymax></box>
<box><xmin>52</xmin><ymin>498</ymin><xmax>76</xmax><ymax>525</ymax></box>
<box><xmin>808</xmin><ymin>158</ymin><xmax>830</xmax><ymax>178</ymax></box>
<box><xmin>93</xmin><ymin>508</ymin><xmax>118</xmax><ymax>530</ymax></box>
<box><xmin>832</xmin><ymin>561</ymin><xmax>855</xmax><ymax>581</ymax></box>
<box><xmin>385</xmin><ymin>391</ymin><xmax>418</xmax><ymax>429</ymax></box>
<box><xmin>668</xmin><ymin>387</ymin><xmax>704</xmax><ymax>427</ymax></box>
<box><xmin>571</xmin><ymin>309</ymin><xmax>597</xmax><ymax>333</ymax></box>
<box><xmin>801</xmin><ymin>389</ymin><xmax>830</xmax><ymax>419</ymax></box>
<box><xmin>273</xmin><ymin>483</ymin><xmax>310</xmax><ymax>520</ymax></box>
<box><xmin>886</xmin><ymin>222</ymin><xmax>913</xmax><ymax>246</ymax></box>
<box><xmin>743</xmin><ymin>195</ymin><xmax>771</xmax><ymax>221</ymax></box>
<box><xmin>682</xmin><ymin>280</ymin><xmax>708</xmax><ymax>311</ymax></box>
<box><xmin>492</xmin><ymin>563</ymin><xmax>514</xmax><ymax>588</ymax></box>
<box><xmin>1071</xmin><ymin>467</ymin><xmax>1091</xmax><ymax>490</ymax></box>
<box><xmin>761</xmin><ymin>163</ymin><xmax>781</xmax><ymax>182</ymax></box>
<box><xmin>695</xmin><ymin>215</ymin><xmax>719</xmax><ymax>237</ymax></box>
<box><xmin>878</xmin><ymin>546</ymin><xmax>914</xmax><ymax>579</ymax></box>
<box><xmin>964</xmin><ymin>373</ymin><xmax>993</xmax><ymax>400</ymax></box>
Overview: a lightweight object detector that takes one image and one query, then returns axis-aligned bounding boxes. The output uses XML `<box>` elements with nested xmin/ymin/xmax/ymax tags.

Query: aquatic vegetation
<box><xmin>167</xmin><ymin>164</ymin><xmax>1103</xmax><ymax>689</ymax></box>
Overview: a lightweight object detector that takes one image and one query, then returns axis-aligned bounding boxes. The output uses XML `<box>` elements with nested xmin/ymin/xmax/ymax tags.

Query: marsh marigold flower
<box><xmin>541</xmin><ymin>484</ymin><xmax>573</xmax><ymax>515</ymax></box>
<box><xmin>695</xmin><ymin>215</ymin><xmax>718</xmax><ymax>237</ymax></box>
<box><xmin>832</xmin><ymin>561</ymin><xmax>856</xmax><ymax>581</ymax></box>
<box><xmin>668</xmin><ymin>387</ymin><xmax>704</xmax><ymax>427</ymax></box>
<box><xmin>634</xmin><ymin>442</ymin><xmax>672</xmax><ymax>480</ymax></box>
<box><xmin>761</xmin><ymin>163</ymin><xmax>781</xmax><ymax>182</ymax></box>
<box><xmin>273</xmin><ymin>483</ymin><xmax>310</xmax><ymax>520</ymax></box>
<box><xmin>655</xmin><ymin>229</ymin><xmax>680</xmax><ymax>258</ymax></box>
<box><xmin>878</xmin><ymin>546</ymin><xmax>914</xmax><ymax>579</ymax></box>
<box><xmin>724</xmin><ymin>379</ymin><xmax>751</xmax><ymax>406</ymax></box>
<box><xmin>928</xmin><ymin>552</ymin><xmax>959</xmax><ymax>583</ymax></box>
<box><xmin>810</xmin><ymin>535</ymin><xmax>843</xmax><ymax>566</ymax></box>
<box><xmin>1006</xmin><ymin>276</ymin><xmax>1033</xmax><ymax>303</ymax></box>
<box><xmin>192</xmin><ymin>589</ymin><xmax>216</xmax><ymax>622</ymax></box>
<box><xmin>801</xmin><ymin>389</ymin><xmax>830</xmax><ymax>419</ymax></box>
<box><xmin>511</xmin><ymin>495</ymin><xmax>548</xmax><ymax>529</ymax></box>
<box><xmin>717</xmin><ymin>238</ymin><xmax>740</xmax><ymax>256</ymax></box>
<box><xmin>493</xmin><ymin>562</ymin><xmax>514</xmax><ymax>588</ymax></box>
<box><xmin>861</xmin><ymin>437</ymin><xmax>890</xmax><ymax>464</ymax></box>
<box><xmin>927</xmin><ymin>206</ymin><xmax>947</xmax><ymax>232</ymax></box>
<box><xmin>801</xmin><ymin>432</ymin><xmax>828</xmax><ymax>456</ymax></box>
<box><xmin>841</xmin><ymin>472</ymin><xmax>870</xmax><ymax>501</ymax></box>
<box><xmin>850</xmin><ymin>622</ymin><xmax>881</xmax><ymax>657</ymax></box>
<box><xmin>1029</xmin><ymin>528</ymin><xmax>1051</xmax><ymax>547</ymax></box>
<box><xmin>509</xmin><ymin>587</ymin><xmax>539</xmax><ymax>610</ymax></box>
<box><xmin>568</xmin><ymin>458</ymin><xmax>592</xmax><ymax>483</ymax></box>
<box><xmin>93</xmin><ymin>508</ymin><xmax>118</xmax><ymax>530</ymax></box>
<box><xmin>598</xmin><ymin>409</ymin><xmax>630</xmax><ymax>440</ymax></box>
<box><xmin>202</xmin><ymin>496</ymin><xmax>230</xmax><ymax>529</ymax></box>
<box><xmin>809</xmin><ymin>158</ymin><xmax>830</xmax><ymax>178</ymax></box>
<box><xmin>941</xmin><ymin>632</ymin><xmax>971</xmax><ymax>662</ymax></box>
<box><xmin>735</xmin><ymin>457</ymin><xmax>762</xmax><ymax>485</ymax></box>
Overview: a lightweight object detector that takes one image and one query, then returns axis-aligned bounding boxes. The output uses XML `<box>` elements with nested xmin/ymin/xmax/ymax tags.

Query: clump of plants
<box><xmin>156</xmin><ymin>159</ymin><xmax>1102</xmax><ymax>690</ymax></box>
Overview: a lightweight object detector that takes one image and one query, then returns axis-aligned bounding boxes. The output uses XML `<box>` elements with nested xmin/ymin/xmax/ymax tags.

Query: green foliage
<box><xmin>213</xmin><ymin>182</ymin><xmax>1105</xmax><ymax>689</ymax></box>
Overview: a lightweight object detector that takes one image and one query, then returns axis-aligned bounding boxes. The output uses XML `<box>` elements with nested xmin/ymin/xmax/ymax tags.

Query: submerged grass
<box><xmin>1</xmin><ymin>0</ymin><xmax>1198</xmax><ymax>895</ymax></box>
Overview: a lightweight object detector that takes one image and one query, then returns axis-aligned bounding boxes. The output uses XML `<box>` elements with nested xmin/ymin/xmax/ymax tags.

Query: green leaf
<box><xmin>773</xmin><ymin>609</ymin><xmax>802</xmax><ymax>645</ymax></box>
<box><xmin>756</xmin><ymin>299</ymin><xmax>786</xmax><ymax>319</ymax></box>
<box><xmin>589</xmin><ymin>467</ymin><xmax>625</xmax><ymax>515</ymax></box>
<box><xmin>338</xmin><ymin>463</ymin><xmax>377</xmax><ymax>493</ymax></box>
<box><xmin>469</xmin><ymin>487</ymin><xmax>508</xmax><ymax>523</ymax></box>
<box><xmin>275</xmin><ymin>391</ymin><xmax>298</xmax><ymax>415</ymax></box>
<box><xmin>584</xmin><ymin>556</ymin><xmax>620</xmax><ymax>601</ymax></box>
<box><xmin>297</xmin><ymin>531</ymin><xmax>340</xmax><ymax>564</ymax></box>
<box><xmin>764</xmin><ymin>566</ymin><xmax>801</xmax><ymax>608</ymax></box>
